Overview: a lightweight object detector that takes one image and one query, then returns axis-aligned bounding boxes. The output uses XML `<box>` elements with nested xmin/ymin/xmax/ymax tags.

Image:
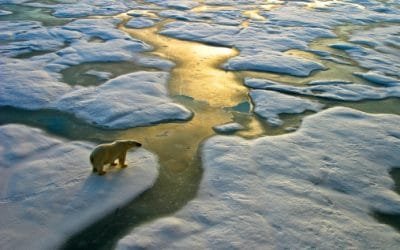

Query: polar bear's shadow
<box><xmin>80</xmin><ymin>160</ymin><xmax>135</xmax><ymax>195</ymax></box>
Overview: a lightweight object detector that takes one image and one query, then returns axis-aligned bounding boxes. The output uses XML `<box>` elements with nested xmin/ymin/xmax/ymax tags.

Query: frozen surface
<box><xmin>126</xmin><ymin>17</ymin><xmax>156</xmax><ymax>29</ymax></box>
<box><xmin>346</xmin><ymin>25</ymin><xmax>400</xmax><ymax>78</ymax></box>
<box><xmin>213</xmin><ymin>122</ymin><xmax>244</xmax><ymax>134</ymax></box>
<box><xmin>55</xmin><ymin>71</ymin><xmax>193</xmax><ymax>129</ymax></box>
<box><xmin>160</xmin><ymin>21</ymin><xmax>332</xmax><ymax>76</ymax></box>
<box><xmin>117</xmin><ymin>107</ymin><xmax>400</xmax><ymax>249</ymax></box>
<box><xmin>0</xmin><ymin>9</ymin><xmax>12</xmax><ymax>15</ymax></box>
<box><xmin>0</xmin><ymin>58</ymin><xmax>71</xmax><ymax>110</ymax></box>
<box><xmin>354</xmin><ymin>71</ymin><xmax>400</xmax><ymax>87</ymax></box>
<box><xmin>0</xmin><ymin>18</ymin><xmax>174</xmax><ymax>70</ymax></box>
<box><xmin>84</xmin><ymin>69</ymin><xmax>113</xmax><ymax>80</ymax></box>
<box><xmin>1</xmin><ymin>58</ymin><xmax>190</xmax><ymax>129</ymax></box>
<box><xmin>223</xmin><ymin>52</ymin><xmax>325</xmax><ymax>76</ymax></box>
<box><xmin>156</xmin><ymin>1</ymin><xmax>400</xmax><ymax>76</ymax></box>
<box><xmin>250</xmin><ymin>90</ymin><xmax>323</xmax><ymax>126</ymax></box>
<box><xmin>245</xmin><ymin>78</ymin><xmax>400</xmax><ymax>101</ymax></box>
<box><xmin>0</xmin><ymin>124</ymin><xmax>159</xmax><ymax>250</ymax></box>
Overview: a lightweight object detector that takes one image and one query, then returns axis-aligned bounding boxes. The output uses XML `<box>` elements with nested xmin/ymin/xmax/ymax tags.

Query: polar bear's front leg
<box><xmin>119</xmin><ymin>151</ymin><xmax>128</xmax><ymax>168</ymax></box>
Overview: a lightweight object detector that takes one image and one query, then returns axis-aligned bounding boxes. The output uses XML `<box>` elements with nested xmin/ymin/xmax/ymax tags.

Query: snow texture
<box><xmin>0</xmin><ymin>58</ymin><xmax>72</xmax><ymax>110</ymax></box>
<box><xmin>84</xmin><ymin>69</ymin><xmax>113</xmax><ymax>80</ymax></box>
<box><xmin>346</xmin><ymin>25</ymin><xmax>400</xmax><ymax>78</ymax></box>
<box><xmin>213</xmin><ymin>122</ymin><xmax>244</xmax><ymax>134</ymax></box>
<box><xmin>245</xmin><ymin>78</ymin><xmax>400</xmax><ymax>102</ymax></box>
<box><xmin>249</xmin><ymin>90</ymin><xmax>324</xmax><ymax>126</ymax></box>
<box><xmin>0</xmin><ymin>58</ymin><xmax>191</xmax><ymax>129</ymax></box>
<box><xmin>0</xmin><ymin>9</ymin><xmax>12</xmax><ymax>15</ymax></box>
<box><xmin>155</xmin><ymin>0</ymin><xmax>400</xmax><ymax>76</ymax></box>
<box><xmin>55</xmin><ymin>71</ymin><xmax>193</xmax><ymax>129</ymax></box>
<box><xmin>0</xmin><ymin>124</ymin><xmax>159</xmax><ymax>250</ymax></box>
<box><xmin>117</xmin><ymin>107</ymin><xmax>400</xmax><ymax>249</ymax></box>
<box><xmin>126</xmin><ymin>17</ymin><xmax>156</xmax><ymax>29</ymax></box>
<box><xmin>354</xmin><ymin>71</ymin><xmax>400</xmax><ymax>87</ymax></box>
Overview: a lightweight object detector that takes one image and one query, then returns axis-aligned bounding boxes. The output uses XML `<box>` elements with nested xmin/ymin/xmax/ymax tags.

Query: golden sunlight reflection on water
<box><xmin>116</xmin><ymin>14</ymin><xmax>272</xmax><ymax>174</ymax></box>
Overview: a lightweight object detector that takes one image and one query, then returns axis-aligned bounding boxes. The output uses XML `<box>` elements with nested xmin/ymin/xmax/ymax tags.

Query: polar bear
<box><xmin>90</xmin><ymin>140</ymin><xmax>142</xmax><ymax>175</ymax></box>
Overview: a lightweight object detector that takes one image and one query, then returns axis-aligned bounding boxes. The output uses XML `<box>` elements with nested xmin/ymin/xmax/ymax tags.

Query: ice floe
<box><xmin>223</xmin><ymin>52</ymin><xmax>325</xmax><ymax>77</ymax></box>
<box><xmin>55</xmin><ymin>71</ymin><xmax>193</xmax><ymax>129</ymax></box>
<box><xmin>345</xmin><ymin>25</ymin><xmax>400</xmax><ymax>78</ymax></box>
<box><xmin>0</xmin><ymin>57</ymin><xmax>190</xmax><ymax>129</ymax></box>
<box><xmin>245</xmin><ymin>78</ymin><xmax>400</xmax><ymax>101</ymax></box>
<box><xmin>145</xmin><ymin>0</ymin><xmax>200</xmax><ymax>10</ymax></box>
<box><xmin>354</xmin><ymin>71</ymin><xmax>400</xmax><ymax>87</ymax></box>
<box><xmin>84</xmin><ymin>69</ymin><xmax>113</xmax><ymax>80</ymax></box>
<box><xmin>0</xmin><ymin>58</ymin><xmax>71</xmax><ymax>110</ymax></box>
<box><xmin>117</xmin><ymin>107</ymin><xmax>400</xmax><ymax>249</ymax></box>
<box><xmin>126</xmin><ymin>17</ymin><xmax>156</xmax><ymax>29</ymax></box>
<box><xmin>213</xmin><ymin>122</ymin><xmax>244</xmax><ymax>134</ymax></box>
<box><xmin>250</xmin><ymin>90</ymin><xmax>324</xmax><ymax>126</ymax></box>
<box><xmin>0</xmin><ymin>9</ymin><xmax>12</xmax><ymax>15</ymax></box>
<box><xmin>0</xmin><ymin>124</ymin><xmax>159</xmax><ymax>250</ymax></box>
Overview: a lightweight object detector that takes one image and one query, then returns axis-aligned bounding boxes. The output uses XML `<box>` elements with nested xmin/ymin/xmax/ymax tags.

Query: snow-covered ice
<box><xmin>0</xmin><ymin>58</ymin><xmax>191</xmax><ymax>129</ymax></box>
<box><xmin>245</xmin><ymin>78</ymin><xmax>400</xmax><ymax>102</ymax></box>
<box><xmin>117</xmin><ymin>107</ymin><xmax>400</xmax><ymax>249</ymax></box>
<box><xmin>334</xmin><ymin>25</ymin><xmax>400</xmax><ymax>78</ymax></box>
<box><xmin>250</xmin><ymin>90</ymin><xmax>324</xmax><ymax>126</ymax></box>
<box><xmin>223</xmin><ymin>52</ymin><xmax>325</xmax><ymax>77</ymax></box>
<box><xmin>0</xmin><ymin>9</ymin><xmax>12</xmax><ymax>15</ymax></box>
<box><xmin>84</xmin><ymin>69</ymin><xmax>113</xmax><ymax>80</ymax></box>
<box><xmin>126</xmin><ymin>17</ymin><xmax>156</xmax><ymax>29</ymax></box>
<box><xmin>354</xmin><ymin>71</ymin><xmax>400</xmax><ymax>87</ymax></box>
<box><xmin>213</xmin><ymin>122</ymin><xmax>244</xmax><ymax>134</ymax></box>
<box><xmin>55</xmin><ymin>71</ymin><xmax>193</xmax><ymax>129</ymax></box>
<box><xmin>0</xmin><ymin>58</ymin><xmax>71</xmax><ymax>110</ymax></box>
<box><xmin>0</xmin><ymin>124</ymin><xmax>159</xmax><ymax>250</ymax></box>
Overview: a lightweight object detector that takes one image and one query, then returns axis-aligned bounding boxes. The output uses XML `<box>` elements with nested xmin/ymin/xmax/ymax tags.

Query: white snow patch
<box><xmin>306</xmin><ymin>80</ymin><xmax>353</xmax><ymax>86</ymax></box>
<box><xmin>245</xmin><ymin>78</ymin><xmax>400</xmax><ymax>101</ymax></box>
<box><xmin>145</xmin><ymin>0</ymin><xmax>200</xmax><ymax>10</ymax></box>
<box><xmin>0</xmin><ymin>58</ymin><xmax>71</xmax><ymax>109</ymax></box>
<box><xmin>250</xmin><ymin>90</ymin><xmax>324</xmax><ymax>126</ymax></box>
<box><xmin>223</xmin><ymin>52</ymin><xmax>325</xmax><ymax>77</ymax></box>
<box><xmin>213</xmin><ymin>122</ymin><xmax>244</xmax><ymax>134</ymax></box>
<box><xmin>0</xmin><ymin>9</ymin><xmax>12</xmax><ymax>15</ymax></box>
<box><xmin>0</xmin><ymin>124</ymin><xmax>159</xmax><ymax>250</ymax></box>
<box><xmin>345</xmin><ymin>25</ymin><xmax>400</xmax><ymax>77</ymax></box>
<box><xmin>84</xmin><ymin>69</ymin><xmax>113</xmax><ymax>80</ymax></box>
<box><xmin>354</xmin><ymin>71</ymin><xmax>400</xmax><ymax>87</ymax></box>
<box><xmin>54</xmin><ymin>71</ymin><xmax>193</xmax><ymax>129</ymax></box>
<box><xmin>126</xmin><ymin>17</ymin><xmax>156</xmax><ymax>29</ymax></box>
<box><xmin>117</xmin><ymin>107</ymin><xmax>400</xmax><ymax>249</ymax></box>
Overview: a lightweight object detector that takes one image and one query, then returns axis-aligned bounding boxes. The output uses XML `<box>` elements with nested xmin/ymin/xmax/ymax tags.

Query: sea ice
<box><xmin>250</xmin><ymin>90</ymin><xmax>323</xmax><ymax>126</ymax></box>
<box><xmin>223</xmin><ymin>52</ymin><xmax>325</xmax><ymax>77</ymax></box>
<box><xmin>145</xmin><ymin>0</ymin><xmax>200</xmax><ymax>10</ymax></box>
<box><xmin>0</xmin><ymin>9</ymin><xmax>12</xmax><ymax>15</ymax></box>
<box><xmin>245</xmin><ymin>78</ymin><xmax>400</xmax><ymax>101</ymax></box>
<box><xmin>213</xmin><ymin>122</ymin><xmax>244</xmax><ymax>134</ymax></box>
<box><xmin>117</xmin><ymin>107</ymin><xmax>400</xmax><ymax>249</ymax></box>
<box><xmin>84</xmin><ymin>69</ymin><xmax>113</xmax><ymax>80</ymax></box>
<box><xmin>354</xmin><ymin>71</ymin><xmax>400</xmax><ymax>87</ymax></box>
<box><xmin>126</xmin><ymin>17</ymin><xmax>156</xmax><ymax>29</ymax></box>
<box><xmin>0</xmin><ymin>124</ymin><xmax>159</xmax><ymax>250</ymax></box>
<box><xmin>345</xmin><ymin>25</ymin><xmax>400</xmax><ymax>78</ymax></box>
<box><xmin>55</xmin><ymin>71</ymin><xmax>193</xmax><ymax>129</ymax></box>
<box><xmin>0</xmin><ymin>58</ymin><xmax>71</xmax><ymax>110</ymax></box>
